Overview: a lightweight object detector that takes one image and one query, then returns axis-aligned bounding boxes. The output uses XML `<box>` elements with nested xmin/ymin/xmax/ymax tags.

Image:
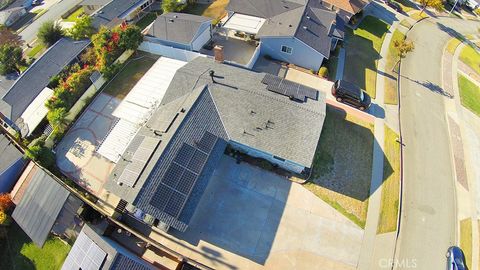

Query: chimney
<box><xmin>213</xmin><ymin>45</ymin><xmax>224</xmax><ymax>63</ymax></box>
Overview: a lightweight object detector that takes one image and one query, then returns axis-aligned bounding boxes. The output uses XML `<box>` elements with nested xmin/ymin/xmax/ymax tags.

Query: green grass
<box><xmin>0</xmin><ymin>222</ymin><xmax>71</xmax><ymax>270</ymax></box>
<box><xmin>458</xmin><ymin>74</ymin><xmax>480</xmax><ymax>116</ymax></box>
<box><xmin>102</xmin><ymin>54</ymin><xmax>158</xmax><ymax>99</ymax></box>
<box><xmin>459</xmin><ymin>44</ymin><xmax>480</xmax><ymax>75</ymax></box>
<box><xmin>384</xmin><ymin>30</ymin><xmax>406</xmax><ymax>105</ymax></box>
<box><xmin>182</xmin><ymin>0</ymin><xmax>229</xmax><ymax>21</ymax></box>
<box><xmin>377</xmin><ymin>125</ymin><xmax>400</xmax><ymax>234</ymax></box>
<box><xmin>446</xmin><ymin>38</ymin><xmax>462</xmax><ymax>54</ymax></box>
<box><xmin>135</xmin><ymin>12</ymin><xmax>158</xmax><ymax>30</ymax></box>
<box><xmin>305</xmin><ymin>106</ymin><xmax>374</xmax><ymax>228</ymax></box>
<box><xmin>460</xmin><ymin>218</ymin><xmax>472</xmax><ymax>269</ymax></box>
<box><xmin>64</xmin><ymin>7</ymin><xmax>84</xmax><ymax>22</ymax></box>
<box><xmin>344</xmin><ymin>16</ymin><xmax>390</xmax><ymax>98</ymax></box>
<box><xmin>27</xmin><ymin>43</ymin><xmax>46</xmax><ymax>58</ymax></box>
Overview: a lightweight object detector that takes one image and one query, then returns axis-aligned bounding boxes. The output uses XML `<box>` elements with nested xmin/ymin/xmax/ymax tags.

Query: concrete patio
<box><xmin>200</xmin><ymin>33</ymin><xmax>258</xmax><ymax>66</ymax></box>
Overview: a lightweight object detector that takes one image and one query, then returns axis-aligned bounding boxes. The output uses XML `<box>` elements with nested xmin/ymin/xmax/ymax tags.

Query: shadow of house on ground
<box><xmin>171</xmin><ymin>156</ymin><xmax>290</xmax><ymax>266</ymax></box>
<box><xmin>307</xmin><ymin>105</ymin><xmax>393</xmax><ymax>227</ymax></box>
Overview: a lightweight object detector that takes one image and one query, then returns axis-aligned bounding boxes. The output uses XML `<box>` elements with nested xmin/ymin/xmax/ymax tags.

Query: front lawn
<box><xmin>384</xmin><ymin>30</ymin><xmax>406</xmax><ymax>105</ymax></box>
<box><xmin>27</xmin><ymin>42</ymin><xmax>46</xmax><ymax>59</ymax></box>
<box><xmin>305</xmin><ymin>106</ymin><xmax>374</xmax><ymax>228</ymax></box>
<box><xmin>458</xmin><ymin>74</ymin><xmax>480</xmax><ymax>116</ymax></box>
<box><xmin>377</xmin><ymin>125</ymin><xmax>400</xmax><ymax>234</ymax></box>
<box><xmin>102</xmin><ymin>53</ymin><xmax>158</xmax><ymax>99</ymax></box>
<box><xmin>459</xmin><ymin>44</ymin><xmax>480</xmax><ymax>75</ymax></box>
<box><xmin>64</xmin><ymin>7</ymin><xmax>84</xmax><ymax>22</ymax></box>
<box><xmin>135</xmin><ymin>12</ymin><xmax>159</xmax><ymax>30</ymax></box>
<box><xmin>183</xmin><ymin>0</ymin><xmax>229</xmax><ymax>21</ymax></box>
<box><xmin>460</xmin><ymin>218</ymin><xmax>472</xmax><ymax>269</ymax></box>
<box><xmin>0</xmin><ymin>222</ymin><xmax>71</xmax><ymax>270</ymax></box>
<box><xmin>344</xmin><ymin>16</ymin><xmax>390</xmax><ymax>98</ymax></box>
<box><xmin>394</xmin><ymin>0</ymin><xmax>418</xmax><ymax>12</ymax></box>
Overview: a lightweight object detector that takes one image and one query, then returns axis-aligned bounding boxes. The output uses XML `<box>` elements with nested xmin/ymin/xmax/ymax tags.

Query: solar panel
<box><xmin>174</xmin><ymin>144</ymin><xmax>196</xmax><ymax>166</ymax></box>
<box><xmin>163</xmin><ymin>163</ymin><xmax>184</xmax><ymax>188</ymax></box>
<box><xmin>62</xmin><ymin>231</ymin><xmax>107</xmax><ymax>270</ymax></box>
<box><xmin>262</xmin><ymin>74</ymin><xmax>318</xmax><ymax>102</ymax></box>
<box><xmin>176</xmin><ymin>170</ymin><xmax>197</xmax><ymax>194</ymax></box>
<box><xmin>196</xmin><ymin>131</ymin><xmax>218</xmax><ymax>153</ymax></box>
<box><xmin>151</xmin><ymin>184</ymin><xmax>173</xmax><ymax>210</ymax></box>
<box><xmin>164</xmin><ymin>192</ymin><xmax>185</xmax><ymax>217</ymax></box>
<box><xmin>188</xmin><ymin>150</ymin><xmax>208</xmax><ymax>174</ymax></box>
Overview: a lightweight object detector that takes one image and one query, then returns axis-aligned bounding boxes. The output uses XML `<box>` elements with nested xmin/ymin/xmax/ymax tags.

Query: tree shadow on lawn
<box><xmin>306</xmin><ymin>106</ymin><xmax>393</xmax><ymax>227</ymax></box>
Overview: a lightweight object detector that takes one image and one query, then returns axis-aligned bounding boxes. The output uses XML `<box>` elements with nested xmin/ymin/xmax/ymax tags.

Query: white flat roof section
<box><xmin>20</xmin><ymin>87</ymin><xmax>54</xmax><ymax>136</ymax></box>
<box><xmin>98</xmin><ymin>57</ymin><xmax>187</xmax><ymax>163</ymax></box>
<box><xmin>223</xmin><ymin>13</ymin><xmax>266</xmax><ymax>34</ymax></box>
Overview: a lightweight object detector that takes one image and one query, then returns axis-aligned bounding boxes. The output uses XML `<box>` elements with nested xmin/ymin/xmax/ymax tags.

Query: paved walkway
<box><xmin>443</xmin><ymin>41</ymin><xmax>480</xmax><ymax>270</ymax></box>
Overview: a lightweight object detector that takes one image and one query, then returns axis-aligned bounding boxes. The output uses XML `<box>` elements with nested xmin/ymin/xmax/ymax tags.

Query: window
<box><xmin>281</xmin><ymin>45</ymin><xmax>292</xmax><ymax>54</ymax></box>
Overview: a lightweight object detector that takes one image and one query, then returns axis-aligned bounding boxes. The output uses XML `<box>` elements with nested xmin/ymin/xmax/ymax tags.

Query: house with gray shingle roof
<box><xmin>90</xmin><ymin>0</ymin><xmax>154</xmax><ymax>29</ymax></box>
<box><xmin>102</xmin><ymin>56</ymin><xmax>326</xmax><ymax>232</ymax></box>
<box><xmin>222</xmin><ymin>0</ymin><xmax>345</xmax><ymax>71</ymax></box>
<box><xmin>146</xmin><ymin>12</ymin><xmax>212</xmax><ymax>52</ymax></box>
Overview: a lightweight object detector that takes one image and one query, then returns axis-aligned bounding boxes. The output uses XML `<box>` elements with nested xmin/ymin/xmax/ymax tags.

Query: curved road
<box><xmin>396</xmin><ymin>18</ymin><xmax>480</xmax><ymax>270</ymax></box>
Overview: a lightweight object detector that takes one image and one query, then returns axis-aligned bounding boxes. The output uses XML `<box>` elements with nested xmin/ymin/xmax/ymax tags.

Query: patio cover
<box><xmin>223</xmin><ymin>13</ymin><xmax>266</xmax><ymax>34</ymax></box>
<box><xmin>19</xmin><ymin>87</ymin><xmax>53</xmax><ymax>136</ymax></box>
<box><xmin>12</xmin><ymin>168</ymin><xmax>70</xmax><ymax>247</ymax></box>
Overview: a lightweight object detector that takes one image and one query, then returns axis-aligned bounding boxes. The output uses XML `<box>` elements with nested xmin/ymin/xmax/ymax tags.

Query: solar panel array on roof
<box><xmin>61</xmin><ymin>231</ymin><xmax>107</xmax><ymax>270</ymax></box>
<box><xmin>150</xmin><ymin>131</ymin><xmax>218</xmax><ymax>220</ymax></box>
<box><xmin>117</xmin><ymin>136</ymin><xmax>160</xmax><ymax>187</ymax></box>
<box><xmin>261</xmin><ymin>73</ymin><xmax>318</xmax><ymax>101</ymax></box>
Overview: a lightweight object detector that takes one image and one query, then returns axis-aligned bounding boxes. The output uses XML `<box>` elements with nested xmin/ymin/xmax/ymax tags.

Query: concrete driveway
<box><xmin>154</xmin><ymin>156</ymin><xmax>364</xmax><ymax>270</ymax></box>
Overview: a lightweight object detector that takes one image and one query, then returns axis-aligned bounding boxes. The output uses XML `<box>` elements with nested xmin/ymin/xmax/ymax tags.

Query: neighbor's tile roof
<box><xmin>1</xmin><ymin>38</ymin><xmax>90</xmax><ymax>121</ymax></box>
<box><xmin>147</xmin><ymin>12</ymin><xmax>211</xmax><ymax>45</ymax></box>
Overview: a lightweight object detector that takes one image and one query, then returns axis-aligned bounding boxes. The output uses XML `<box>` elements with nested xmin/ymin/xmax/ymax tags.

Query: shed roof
<box><xmin>147</xmin><ymin>13</ymin><xmax>211</xmax><ymax>45</ymax></box>
<box><xmin>1</xmin><ymin>38</ymin><xmax>90</xmax><ymax>122</ymax></box>
<box><xmin>12</xmin><ymin>168</ymin><xmax>70</xmax><ymax>246</ymax></box>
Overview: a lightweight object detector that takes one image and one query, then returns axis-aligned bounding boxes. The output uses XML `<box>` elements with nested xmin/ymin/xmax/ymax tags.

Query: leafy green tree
<box><xmin>69</xmin><ymin>16</ymin><xmax>95</xmax><ymax>40</ymax></box>
<box><xmin>38</xmin><ymin>21</ymin><xmax>65</xmax><ymax>47</ymax></box>
<box><xmin>118</xmin><ymin>25</ymin><xmax>143</xmax><ymax>50</ymax></box>
<box><xmin>25</xmin><ymin>144</ymin><xmax>55</xmax><ymax>169</ymax></box>
<box><xmin>0</xmin><ymin>44</ymin><xmax>23</xmax><ymax>75</ymax></box>
<box><xmin>161</xmin><ymin>0</ymin><xmax>187</xmax><ymax>13</ymax></box>
<box><xmin>47</xmin><ymin>107</ymin><xmax>69</xmax><ymax>131</ymax></box>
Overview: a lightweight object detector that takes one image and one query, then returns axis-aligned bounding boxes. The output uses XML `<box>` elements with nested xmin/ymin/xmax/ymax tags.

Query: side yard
<box><xmin>343</xmin><ymin>16</ymin><xmax>390</xmax><ymax>98</ymax></box>
<box><xmin>377</xmin><ymin>125</ymin><xmax>400</xmax><ymax>233</ymax></box>
<box><xmin>0</xmin><ymin>222</ymin><xmax>71</xmax><ymax>270</ymax></box>
<box><xmin>458</xmin><ymin>74</ymin><xmax>480</xmax><ymax>116</ymax></box>
<box><xmin>305</xmin><ymin>106</ymin><xmax>374</xmax><ymax>228</ymax></box>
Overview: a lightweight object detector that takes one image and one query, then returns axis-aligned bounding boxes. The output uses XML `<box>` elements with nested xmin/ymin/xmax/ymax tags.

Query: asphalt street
<box><xmin>396</xmin><ymin>17</ymin><xmax>480</xmax><ymax>270</ymax></box>
<box><xmin>19</xmin><ymin>0</ymin><xmax>83</xmax><ymax>44</ymax></box>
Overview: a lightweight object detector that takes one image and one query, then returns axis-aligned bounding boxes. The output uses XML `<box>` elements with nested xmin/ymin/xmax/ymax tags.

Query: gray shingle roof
<box><xmin>91</xmin><ymin>0</ymin><xmax>148</xmax><ymax>28</ymax></box>
<box><xmin>79</xmin><ymin>0</ymin><xmax>111</xmax><ymax>6</ymax></box>
<box><xmin>228</xmin><ymin>0</ymin><xmax>341</xmax><ymax>58</ymax></box>
<box><xmin>0</xmin><ymin>132</ymin><xmax>24</xmax><ymax>175</ymax></box>
<box><xmin>1</xmin><ymin>38</ymin><xmax>90</xmax><ymax>121</ymax></box>
<box><xmin>12</xmin><ymin>168</ymin><xmax>70</xmax><ymax>247</ymax></box>
<box><xmin>147</xmin><ymin>13</ymin><xmax>211</xmax><ymax>45</ymax></box>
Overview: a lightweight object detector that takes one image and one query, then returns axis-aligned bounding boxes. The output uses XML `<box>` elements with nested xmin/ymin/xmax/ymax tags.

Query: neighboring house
<box><xmin>11</xmin><ymin>164</ymin><xmax>84</xmax><ymax>246</ymax></box>
<box><xmin>224</xmin><ymin>0</ymin><xmax>345</xmax><ymax>71</ymax></box>
<box><xmin>145</xmin><ymin>12</ymin><xmax>212</xmax><ymax>52</ymax></box>
<box><xmin>0</xmin><ymin>38</ymin><xmax>90</xmax><ymax>137</ymax></box>
<box><xmin>101</xmin><ymin>56</ymin><xmax>326</xmax><ymax>232</ymax></box>
<box><xmin>0</xmin><ymin>6</ymin><xmax>26</xmax><ymax>26</ymax></box>
<box><xmin>0</xmin><ymin>132</ymin><xmax>26</xmax><ymax>193</ymax></box>
<box><xmin>62</xmin><ymin>224</ymin><xmax>155</xmax><ymax>270</ymax></box>
<box><xmin>91</xmin><ymin>0</ymin><xmax>154</xmax><ymax>29</ymax></box>
<box><xmin>79</xmin><ymin>0</ymin><xmax>112</xmax><ymax>15</ymax></box>
<box><xmin>320</xmin><ymin>0</ymin><xmax>371</xmax><ymax>23</ymax></box>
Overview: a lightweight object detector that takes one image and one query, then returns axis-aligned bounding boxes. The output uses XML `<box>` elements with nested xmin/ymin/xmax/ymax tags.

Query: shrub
<box><xmin>0</xmin><ymin>210</ymin><xmax>7</xmax><ymax>224</ymax></box>
<box><xmin>0</xmin><ymin>193</ymin><xmax>13</xmax><ymax>211</ymax></box>
<box><xmin>38</xmin><ymin>21</ymin><xmax>64</xmax><ymax>47</ymax></box>
<box><xmin>118</xmin><ymin>25</ymin><xmax>143</xmax><ymax>51</ymax></box>
<box><xmin>101</xmin><ymin>63</ymin><xmax>123</xmax><ymax>80</ymax></box>
<box><xmin>47</xmin><ymin>107</ymin><xmax>69</xmax><ymax>130</ymax></box>
<box><xmin>318</xmin><ymin>66</ymin><xmax>329</xmax><ymax>78</ymax></box>
<box><xmin>69</xmin><ymin>16</ymin><xmax>95</xmax><ymax>40</ymax></box>
<box><xmin>25</xmin><ymin>144</ymin><xmax>56</xmax><ymax>169</ymax></box>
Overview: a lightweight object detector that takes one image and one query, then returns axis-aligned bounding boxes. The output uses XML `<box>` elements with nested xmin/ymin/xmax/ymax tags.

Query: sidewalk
<box><xmin>357</xmin><ymin>20</ymin><xmax>401</xmax><ymax>270</ymax></box>
<box><xmin>442</xmin><ymin>40</ymin><xmax>480</xmax><ymax>270</ymax></box>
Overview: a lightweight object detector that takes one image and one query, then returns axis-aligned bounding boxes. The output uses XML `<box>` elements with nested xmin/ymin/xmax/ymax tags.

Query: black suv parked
<box><xmin>332</xmin><ymin>80</ymin><xmax>371</xmax><ymax>111</ymax></box>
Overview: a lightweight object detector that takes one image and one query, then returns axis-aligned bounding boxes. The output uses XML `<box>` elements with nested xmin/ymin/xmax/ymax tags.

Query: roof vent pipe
<box><xmin>303</xmin><ymin>26</ymin><xmax>307</xmax><ymax>30</ymax></box>
<box><xmin>209</xmin><ymin>70</ymin><xmax>216</xmax><ymax>83</ymax></box>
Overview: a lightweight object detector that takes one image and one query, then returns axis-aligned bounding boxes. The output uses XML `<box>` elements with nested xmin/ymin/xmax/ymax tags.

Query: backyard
<box><xmin>458</xmin><ymin>74</ymin><xmax>480</xmax><ymax>116</ymax></box>
<box><xmin>182</xmin><ymin>0</ymin><xmax>229</xmax><ymax>21</ymax></box>
<box><xmin>102</xmin><ymin>52</ymin><xmax>159</xmax><ymax>99</ymax></box>
<box><xmin>0</xmin><ymin>222</ymin><xmax>70</xmax><ymax>270</ymax></box>
<box><xmin>384</xmin><ymin>30</ymin><xmax>406</xmax><ymax>105</ymax></box>
<box><xmin>305</xmin><ymin>106</ymin><xmax>375</xmax><ymax>228</ymax></box>
<box><xmin>344</xmin><ymin>16</ymin><xmax>390</xmax><ymax>98</ymax></box>
<box><xmin>377</xmin><ymin>125</ymin><xmax>400</xmax><ymax>234</ymax></box>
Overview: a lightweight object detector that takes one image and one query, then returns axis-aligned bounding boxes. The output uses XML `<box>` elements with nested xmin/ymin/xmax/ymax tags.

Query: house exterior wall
<box><xmin>229</xmin><ymin>141</ymin><xmax>305</xmax><ymax>174</ymax></box>
<box><xmin>144</xmin><ymin>36</ymin><xmax>192</xmax><ymax>50</ymax></box>
<box><xmin>191</xmin><ymin>22</ymin><xmax>211</xmax><ymax>51</ymax></box>
<box><xmin>259</xmin><ymin>36</ymin><xmax>325</xmax><ymax>71</ymax></box>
